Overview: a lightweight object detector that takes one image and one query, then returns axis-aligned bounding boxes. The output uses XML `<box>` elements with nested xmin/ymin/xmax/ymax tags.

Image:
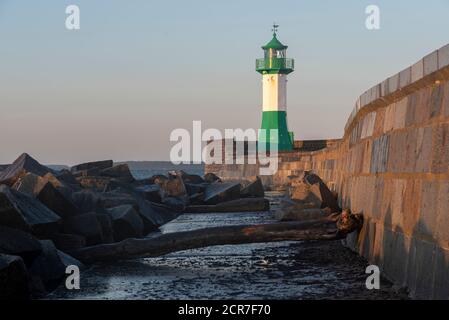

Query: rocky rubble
<box><xmin>275</xmin><ymin>171</ymin><xmax>341</xmax><ymax>221</ymax></box>
<box><xmin>0</xmin><ymin>153</ymin><xmax>270</xmax><ymax>299</ymax></box>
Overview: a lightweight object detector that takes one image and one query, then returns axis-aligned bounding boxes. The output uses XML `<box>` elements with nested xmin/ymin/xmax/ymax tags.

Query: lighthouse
<box><xmin>256</xmin><ymin>25</ymin><xmax>294</xmax><ymax>151</ymax></box>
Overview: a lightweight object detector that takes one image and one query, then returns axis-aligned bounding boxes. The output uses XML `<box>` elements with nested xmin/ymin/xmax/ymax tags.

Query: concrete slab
<box><xmin>424</xmin><ymin>51</ymin><xmax>438</xmax><ymax>76</ymax></box>
<box><xmin>388</xmin><ymin>73</ymin><xmax>400</xmax><ymax>94</ymax></box>
<box><xmin>438</xmin><ymin>44</ymin><xmax>449</xmax><ymax>69</ymax></box>
<box><xmin>399</xmin><ymin>67</ymin><xmax>412</xmax><ymax>89</ymax></box>
<box><xmin>411</xmin><ymin>60</ymin><xmax>424</xmax><ymax>83</ymax></box>
<box><xmin>418</xmin><ymin>181</ymin><xmax>439</xmax><ymax>237</ymax></box>
<box><xmin>413</xmin><ymin>239</ymin><xmax>436</xmax><ymax>299</ymax></box>
<box><xmin>431</xmin><ymin>123</ymin><xmax>449</xmax><ymax>173</ymax></box>
<box><xmin>393</xmin><ymin>97</ymin><xmax>407</xmax><ymax>130</ymax></box>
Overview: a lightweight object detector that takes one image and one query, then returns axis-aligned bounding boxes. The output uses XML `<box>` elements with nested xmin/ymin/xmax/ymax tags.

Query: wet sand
<box><xmin>49</xmin><ymin>192</ymin><xmax>408</xmax><ymax>300</ymax></box>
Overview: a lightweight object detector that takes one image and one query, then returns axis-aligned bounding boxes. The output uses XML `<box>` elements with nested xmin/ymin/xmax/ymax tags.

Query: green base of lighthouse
<box><xmin>258</xmin><ymin>111</ymin><xmax>293</xmax><ymax>151</ymax></box>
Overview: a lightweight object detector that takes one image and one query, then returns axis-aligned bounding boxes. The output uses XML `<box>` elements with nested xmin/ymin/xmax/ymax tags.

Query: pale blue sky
<box><xmin>1</xmin><ymin>0</ymin><xmax>448</xmax><ymax>164</ymax></box>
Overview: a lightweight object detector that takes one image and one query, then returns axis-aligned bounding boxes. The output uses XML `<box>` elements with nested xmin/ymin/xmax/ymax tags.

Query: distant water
<box><xmin>45</xmin><ymin>161</ymin><xmax>204</xmax><ymax>180</ymax></box>
<box><xmin>126</xmin><ymin>161</ymin><xmax>204</xmax><ymax>180</ymax></box>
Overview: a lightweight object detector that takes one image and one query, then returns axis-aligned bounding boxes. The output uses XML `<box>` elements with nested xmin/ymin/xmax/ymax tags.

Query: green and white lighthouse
<box><xmin>256</xmin><ymin>24</ymin><xmax>294</xmax><ymax>151</ymax></box>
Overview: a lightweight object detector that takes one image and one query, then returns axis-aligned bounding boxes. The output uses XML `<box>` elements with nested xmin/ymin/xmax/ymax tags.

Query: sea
<box><xmin>125</xmin><ymin>161</ymin><xmax>204</xmax><ymax>180</ymax></box>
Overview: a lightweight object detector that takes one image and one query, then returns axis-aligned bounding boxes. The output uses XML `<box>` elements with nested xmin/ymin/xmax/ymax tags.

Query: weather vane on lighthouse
<box><xmin>256</xmin><ymin>24</ymin><xmax>295</xmax><ymax>151</ymax></box>
<box><xmin>272</xmin><ymin>23</ymin><xmax>279</xmax><ymax>35</ymax></box>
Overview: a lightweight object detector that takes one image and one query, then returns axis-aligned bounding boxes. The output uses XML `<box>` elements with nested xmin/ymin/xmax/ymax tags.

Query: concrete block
<box><xmin>371</xmin><ymin>84</ymin><xmax>381</xmax><ymax>102</ymax></box>
<box><xmin>372</xmin><ymin>177</ymin><xmax>384</xmax><ymax>221</ymax></box>
<box><xmin>381</xmin><ymin>227</ymin><xmax>395</xmax><ymax>277</ymax></box>
<box><xmin>418</xmin><ymin>181</ymin><xmax>439</xmax><ymax>237</ymax></box>
<box><xmin>399</xmin><ymin>67</ymin><xmax>412</xmax><ymax>89</ymax></box>
<box><xmin>388</xmin><ymin>73</ymin><xmax>400</xmax><ymax>94</ymax></box>
<box><xmin>405</xmin><ymin>91</ymin><xmax>419</xmax><ymax>127</ymax></box>
<box><xmin>357</xmin><ymin>143</ymin><xmax>365</xmax><ymax>173</ymax></box>
<box><xmin>381</xmin><ymin>79</ymin><xmax>389</xmax><ymax>96</ymax></box>
<box><xmin>393</xmin><ymin>97</ymin><xmax>407</xmax><ymax>130</ymax></box>
<box><xmin>406</xmin><ymin>238</ymin><xmax>418</xmax><ymax>296</ymax></box>
<box><xmin>374</xmin><ymin>108</ymin><xmax>386</xmax><ymax>136</ymax></box>
<box><xmin>431</xmin><ymin>123</ymin><xmax>449</xmax><ymax>173</ymax></box>
<box><xmin>383</xmin><ymin>230</ymin><xmax>411</xmax><ymax>287</ymax></box>
<box><xmin>361</xmin><ymin>112</ymin><xmax>376</xmax><ymax>139</ymax></box>
<box><xmin>443</xmin><ymin>81</ymin><xmax>449</xmax><ymax>118</ymax></box>
<box><xmin>381</xmin><ymin>180</ymin><xmax>394</xmax><ymax>225</ymax></box>
<box><xmin>362</xmin><ymin>139</ymin><xmax>372</xmax><ymax>174</ymax></box>
<box><xmin>430</xmin><ymin>85</ymin><xmax>443</xmax><ymax>118</ymax></box>
<box><xmin>370</xmin><ymin>135</ymin><xmax>389</xmax><ymax>173</ymax></box>
<box><xmin>403</xmin><ymin>179</ymin><xmax>422</xmax><ymax>235</ymax></box>
<box><xmin>432</xmin><ymin>246</ymin><xmax>449</xmax><ymax>299</ymax></box>
<box><xmin>361</xmin><ymin>91</ymin><xmax>369</xmax><ymax>107</ymax></box>
<box><xmin>367</xmin><ymin>112</ymin><xmax>376</xmax><ymax>136</ymax></box>
<box><xmin>413</xmin><ymin>239</ymin><xmax>436</xmax><ymax>299</ymax></box>
<box><xmin>424</xmin><ymin>51</ymin><xmax>439</xmax><ymax>76</ymax></box>
<box><xmin>391</xmin><ymin>179</ymin><xmax>406</xmax><ymax>229</ymax></box>
<box><xmin>360</xmin><ymin>119</ymin><xmax>367</xmax><ymax>140</ymax></box>
<box><xmin>387</xmin><ymin>131</ymin><xmax>407</xmax><ymax>173</ymax></box>
<box><xmin>372</xmin><ymin>222</ymin><xmax>385</xmax><ymax>267</ymax></box>
<box><xmin>359</xmin><ymin>219</ymin><xmax>376</xmax><ymax>261</ymax></box>
<box><xmin>436</xmin><ymin>182</ymin><xmax>449</xmax><ymax>243</ymax></box>
<box><xmin>415</xmin><ymin>126</ymin><xmax>432</xmax><ymax>173</ymax></box>
<box><xmin>383</xmin><ymin>103</ymin><xmax>395</xmax><ymax>132</ymax></box>
<box><xmin>350</xmin><ymin>122</ymin><xmax>360</xmax><ymax>146</ymax></box>
<box><xmin>438</xmin><ymin>44</ymin><xmax>449</xmax><ymax>69</ymax></box>
<box><xmin>366</xmin><ymin>88</ymin><xmax>374</xmax><ymax>105</ymax></box>
<box><xmin>370</xmin><ymin>86</ymin><xmax>377</xmax><ymax>104</ymax></box>
<box><xmin>404</xmin><ymin>129</ymin><xmax>418</xmax><ymax>173</ymax></box>
<box><xmin>349</xmin><ymin>177</ymin><xmax>359</xmax><ymax>211</ymax></box>
<box><xmin>411</xmin><ymin>60</ymin><xmax>424</xmax><ymax>83</ymax></box>
<box><xmin>352</xmin><ymin>176</ymin><xmax>363</xmax><ymax>213</ymax></box>
<box><xmin>414</xmin><ymin>87</ymin><xmax>431</xmax><ymax>124</ymax></box>
<box><xmin>365</xmin><ymin>176</ymin><xmax>376</xmax><ymax>214</ymax></box>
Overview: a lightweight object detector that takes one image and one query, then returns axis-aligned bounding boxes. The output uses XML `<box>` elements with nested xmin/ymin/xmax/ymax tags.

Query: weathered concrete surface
<box><xmin>48</xmin><ymin>192</ymin><xmax>406</xmax><ymax>300</ymax></box>
<box><xmin>205</xmin><ymin>44</ymin><xmax>449</xmax><ymax>299</ymax></box>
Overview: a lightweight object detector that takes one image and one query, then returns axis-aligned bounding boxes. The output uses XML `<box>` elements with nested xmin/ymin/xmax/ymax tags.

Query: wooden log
<box><xmin>71</xmin><ymin>211</ymin><xmax>362</xmax><ymax>264</ymax></box>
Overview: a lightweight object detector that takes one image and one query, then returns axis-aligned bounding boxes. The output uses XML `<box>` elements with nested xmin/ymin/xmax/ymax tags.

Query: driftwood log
<box><xmin>71</xmin><ymin>210</ymin><xmax>363</xmax><ymax>264</ymax></box>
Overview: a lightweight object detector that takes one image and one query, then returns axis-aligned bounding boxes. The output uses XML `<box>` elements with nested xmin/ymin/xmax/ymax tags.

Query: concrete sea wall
<box><xmin>205</xmin><ymin>44</ymin><xmax>449</xmax><ymax>299</ymax></box>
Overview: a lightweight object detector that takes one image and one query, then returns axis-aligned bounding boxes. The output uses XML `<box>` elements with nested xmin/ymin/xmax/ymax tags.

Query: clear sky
<box><xmin>1</xmin><ymin>0</ymin><xmax>449</xmax><ymax>165</ymax></box>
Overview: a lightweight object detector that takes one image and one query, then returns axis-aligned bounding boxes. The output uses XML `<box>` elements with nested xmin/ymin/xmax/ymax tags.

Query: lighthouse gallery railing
<box><xmin>255</xmin><ymin>58</ymin><xmax>294</xmax><ymax>71</ymax></box>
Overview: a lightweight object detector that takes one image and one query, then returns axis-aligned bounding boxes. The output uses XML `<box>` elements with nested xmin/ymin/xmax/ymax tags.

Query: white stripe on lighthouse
<box><xmin>262</xmin><ymin>73</ymin><xmax>287</xmax><ymax>112</ymax></box>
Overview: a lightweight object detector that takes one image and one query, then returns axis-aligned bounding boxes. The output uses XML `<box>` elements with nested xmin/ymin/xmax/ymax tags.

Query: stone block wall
<box><xmin>205</xmin><ymin>140</ymin><xmax>340</xmax><ymax>190</ymax></box>
<box><xmin>205</xmin><ymin>44</ymin><xmax>449</xmax><ymax>299</ymax></box>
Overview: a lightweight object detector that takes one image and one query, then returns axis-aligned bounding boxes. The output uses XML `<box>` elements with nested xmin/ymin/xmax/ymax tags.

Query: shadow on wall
<box><xmin>358</xmin><ymin>199</ymin><xmax>449</xmax><ymax>299</ymax></box>
<box><xmin>343</xmin><ymin>184</ymin><xmax>449</xmax><ymax>299</ymax></box>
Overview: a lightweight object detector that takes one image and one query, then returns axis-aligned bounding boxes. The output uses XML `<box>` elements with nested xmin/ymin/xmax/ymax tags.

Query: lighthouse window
<box><xmin>265</xmin><ymin>49</ymin><xmax>286</xmax><ymax>59</ymax></box>
<box><xmin>276</xmin><ymin>50</ymin><xmax>285</xmax><ymax>58</ymax></box>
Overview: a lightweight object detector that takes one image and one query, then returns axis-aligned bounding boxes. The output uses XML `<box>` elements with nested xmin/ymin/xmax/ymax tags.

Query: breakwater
<box><xmin>206</xmin><ymin>44</ymin><xmax>449</xmax><ymax>299</ymax></box>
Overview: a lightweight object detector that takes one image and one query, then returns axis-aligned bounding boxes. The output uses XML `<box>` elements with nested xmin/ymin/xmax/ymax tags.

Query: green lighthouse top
<box><xmin>262</xmin><ymin>34</ymin><xmax>288</xmax><ymax>50</ymax></box>
<box><xmin>262</xmin><ymin>25</ymin><xmax>288</xmax><ymax>50</ymax></box>
<box><xmin>256</xmin><ymin>24</ymin><xmax>294</xmax><ymax>75</ymax></box>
